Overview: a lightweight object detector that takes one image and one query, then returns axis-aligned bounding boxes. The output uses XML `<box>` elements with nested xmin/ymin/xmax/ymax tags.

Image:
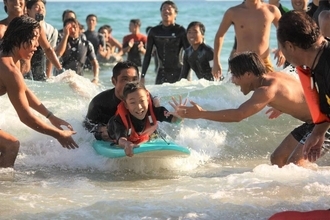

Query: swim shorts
<box><xmin>291</xmin><ymin>122</ymin><xmax>330</xmax><ymax>154</ymax></box>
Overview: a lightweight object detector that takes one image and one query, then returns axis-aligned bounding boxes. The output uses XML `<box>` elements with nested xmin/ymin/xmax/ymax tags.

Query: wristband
<box><xmin>175</xmin><ymin>118</ymin><xmax>183</xmax><ymax>125</ymax></box>
<box><xmin>46</xmin><ymin>111</ymin><xmax>53</xmax><ymax>118</ymax></box>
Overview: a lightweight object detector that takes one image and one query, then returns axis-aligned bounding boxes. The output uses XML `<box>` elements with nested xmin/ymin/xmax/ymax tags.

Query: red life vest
<box><xmin>296</xmin><ymin>66</ymin><xmax>330</xmax><ymax>123</ymax></box>
<box><xmin>115</xmin><ymin>96</ymin><xmax>158</xmax><ymax>144</ymax></box>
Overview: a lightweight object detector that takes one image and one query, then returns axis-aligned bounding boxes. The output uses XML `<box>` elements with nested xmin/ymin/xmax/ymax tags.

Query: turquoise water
<box><xmin>1</xmin><ymin>1</ymin><xmax>330</xmax><ymax>220</ymax></box>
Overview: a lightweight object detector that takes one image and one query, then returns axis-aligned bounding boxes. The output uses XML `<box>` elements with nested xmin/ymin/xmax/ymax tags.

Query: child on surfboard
<box><xmin>107</xmin><ymin>82</ymin><xmax>185</xmax><ymax>157</ymax></box>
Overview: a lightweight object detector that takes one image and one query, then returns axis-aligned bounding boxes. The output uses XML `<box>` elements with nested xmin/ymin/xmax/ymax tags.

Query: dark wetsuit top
<box><xmin>84</xmin><ymin>30</ymin><xmax>105</xmax><ymax>69</ymax></box>
<box><xmin>107</xmin><ymin>105</ymin><xmax>173</xmax><ymax>143</ymax></box>
<box><xmin>141</xmin><ymin>23</ymin><xmax>189</xmax><ymax>84</ymax></box>
<box><xmin>84</xmin><ymin>30</ymin><xmax>106</xmax><ymax>54</ymax></box>
<box><xmin>84</xmin><ymin>88</ymin><xmax>120</xmax><ymax>131</ymax></box>
<box><xmin>307</xmin><ymin>2</ymin><xmax>319</xmax><ymax>18</ymax></box>
<box><xmin>181</xmin><ymin>43</ymin><xmax>214</xmax><ymax>81</ymax></box>
<box><xmin>312</xmin><ymin>1</ymin><xmax>330</xmax><ymax>26</ymax></box>
<box><xmin>58</xmin><ymin>34</ymin><xmax>96</xmax><ymax>76</ymax></box>
<box><xmin>311</xmin><ymin>40</ymin><xmax>330</xmax><ymax>116</ymax></box>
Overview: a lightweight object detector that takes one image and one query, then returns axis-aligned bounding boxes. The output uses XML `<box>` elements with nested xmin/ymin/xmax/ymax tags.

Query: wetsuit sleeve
<box><xmin>181</xmin><ymin>27</ymin><xmax>190</xmax><ymax>49</ymax></box>
<box><xmin>107</xmin><ymin>115</ymin><xmax>128</xmax><ymax>143</ymax></box>
<box><xmin>87</xmin><ymin>41</ymin><xmax>97</xmax><ymax>61</ymax></box>
<box><xmin>141</xmin><ymin>30</ymin><xmax>155</xmax><ymax>77</ymax></box>
<box><xmin>153</xmin><ymin>106</ymin><xmax>173</xmax><ymax>123</ymax></box>
<box><xmin>180</xmin><ymin>50</ymin><xmax>190</xmax><ymax>79</ymax></box>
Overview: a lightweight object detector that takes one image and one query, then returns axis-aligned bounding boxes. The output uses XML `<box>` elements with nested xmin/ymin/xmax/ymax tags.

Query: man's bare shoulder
<box><xmin>262</xmin><ymin>2</ymin><xmax>281</xmax><ymax>14</ymax></box>
<box><xmin>0</xmin><ymin>19</ymin><xmax>8</xmax><ymax>39</ymax></box>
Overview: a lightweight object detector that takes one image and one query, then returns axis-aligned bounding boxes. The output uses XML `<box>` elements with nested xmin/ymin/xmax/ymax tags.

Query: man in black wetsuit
<box><xmin>140</xmin><ymin>0</ymin><xmax>189</xmax><ymax>85</ymax></box>
<box><xmin>84</xmin><ymin>61</ymin><xmax>139</xmax><ymax>140</ymax></box>
<box><xmin>180</xmin><ymin>21</ymin><xmax>214</xmax><ymax>81</ymax></box>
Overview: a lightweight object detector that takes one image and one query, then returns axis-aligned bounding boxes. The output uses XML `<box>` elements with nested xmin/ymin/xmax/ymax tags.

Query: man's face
<box><xmin>231</xmin><ymin>72</ymin><xmax>253</xmax><ymax>95</ymax></box>
<box><xmin>63</xmin><ymin>12</ymin><xmax>75</xmax><ymax>21</ymax></box>
<box><xmin>291</xmin><ymin>0</ymin><xmax>309</xmax><ymax>11</ymax></box>
<box><xmin>66</xmin><ymin>21</ymin><xmax>79</xmax><ymax>38</ymax></box>
<box><xmin>4</xmin><ymin>0</ymin><xmax>25</xmax><ymax>16</ymax></box>
<box><xmin>129</xmin><ymin>22</ymin><xmax>136</xmax><ymax>33</ymax></box>
<box><xmin>187</xmin><ymin>25</ymin><xmax>204</xmax><ymax>46</ymax></box>
<box><xmin>20</xmin><ymin>28</ymin><xmax>40</xmax><ymax>60</ymax></box>
<box><xmin>27</xmin><ymin>1</ymin><xmax>46</xmax><ymax>20</ymax></box>
<box><xmin>161</xmin><ymin>4</ymin><xmax>177</xmax><ymax>24</ymax></box>
<box><xmin>113</xmin><ymin>67</ymin><xmax>139</xmax><ymax>100</ymax></box>
<box><xmin>86</xmin><ymin>16</ymin><xmax>97</xmax><ymax>30</ymax></box>
<box><xmin>99</xmin><ymin>28</ymin><xmax>109</xmax><ymax>40</ymax></box>
<box><xmin>278</xmin><ymin>42</ymin><xmax>301</xmax><ymax>67</ymax></box>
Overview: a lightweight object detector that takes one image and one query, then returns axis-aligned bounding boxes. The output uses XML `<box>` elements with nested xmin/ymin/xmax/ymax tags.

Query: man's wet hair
<box><xmin>112</xmin><ymin>61</ymin><xmax>139</xmax><ymax>80</ymax></box>
<box><xmin>62</xmin><ymin>9</ymin><xmax>76</xmax><ymax>22</ymax></box>
<box><xmin>228</xmin><ymin>52</ymin><xmax>266</xmax><ymax>78</ymax></box>
<box><xmin>160</xmin><ymin>1</ymin><xmax>178</xmax><ymax>13</ymax></box>
<box><xmin>123</xmin><ymin>82</ymin><xmax>146</xmax><ymax>100</ymax></box>
<box><xmin>130</xmin><ymin>19</ymin><xmax>141</xmax><ymax>27</ymax></box>
<box><xmin>187</xmin><ymin>21</ymin><xmax>205</xmax><ymax>35</ymax></box>
<box><xmin>0</xmin><ymin>15</ymin><xmax>40</xmax><ymax>54</ymax></box>
<box><xmin>63</xmin><ymin>17</ymin><xmax>78</xmax><ymax>27</ymax></box>
<box><xmin>277</xmin><ymin>10</ymin><xmax>320</xmax><ymax>50</ymax></box>
<box><xmin>26</xmin><ymin>0</ymin><xmax>46</xmax><ymax>10</ymax></box>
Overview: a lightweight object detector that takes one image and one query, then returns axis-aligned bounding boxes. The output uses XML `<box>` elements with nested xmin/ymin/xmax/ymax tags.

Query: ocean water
<box><xmin>1</xmin><ymin>1</ymin><xmax>330</xmax><ymax>220</ymax></box>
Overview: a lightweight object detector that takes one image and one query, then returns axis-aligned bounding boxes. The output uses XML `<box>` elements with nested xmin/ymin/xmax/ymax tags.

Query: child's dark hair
<box><xmin>187</xmin><ymin>21</ymin><xmax>205</xmax><ymax>35</ymax></box>
<box><xmin>123</xmin><ymin>82</ymin><xmax>146</xmax><ymax>100</ymax></box>
<box><xmin>112</xmin><ymin>61</ymin><xmax>139</xmax><ymax>80</ymax></box>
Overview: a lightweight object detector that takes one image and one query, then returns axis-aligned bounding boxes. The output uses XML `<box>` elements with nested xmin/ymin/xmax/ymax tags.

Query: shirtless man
<box><xmin>0</xmin><ymin>0</ymin><xmax>62</xmax><ymax>74</ymax></box>
<box><xmin>175</xmin><ymin>52</ymin><xmax>323</xmax><ymax>167</ymax></box>
<box><xmin>0</xmin><ymin>16</ymin><xmax>78</xmax><ymax>168</ymax></box>
<box><xmin>212</xmin><ymin>0</ymin><xmax>285</xmax><ymax>80</ymax></box>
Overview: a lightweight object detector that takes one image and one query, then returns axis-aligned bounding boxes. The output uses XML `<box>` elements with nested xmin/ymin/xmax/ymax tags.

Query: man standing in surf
<box><xmin>0</xmin><ymin>16</ymin><xmax>78</xmax><ymax>168</ymax></box>
<box><xmin>140</xmin><ymin>0</ymin><xmax>189</xmax><ymax>85</ymax></box>
<box><xmin>212</xmin><ymin>0</ymin><xmax>285</xmax><ymax>80</ymax></box>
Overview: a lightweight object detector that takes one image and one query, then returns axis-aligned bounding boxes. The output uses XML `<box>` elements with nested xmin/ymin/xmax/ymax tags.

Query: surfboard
<box><xmin>92</xmin><ymin>139</ymin><xmax>191</xmax><ymax>158</ymax></box>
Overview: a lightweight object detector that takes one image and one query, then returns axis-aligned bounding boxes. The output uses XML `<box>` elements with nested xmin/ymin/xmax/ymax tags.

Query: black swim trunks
<box><xmin>291</xmin><ymin>122</ymin><xmax>330</xmax><ymax>153</ymax></box>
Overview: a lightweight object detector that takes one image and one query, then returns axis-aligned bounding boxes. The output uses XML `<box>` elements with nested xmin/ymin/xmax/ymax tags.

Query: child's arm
<box><xmin>118</xmin><ymin>137</ymin><xmax>139</xmax><ymax>157</ymax></box>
